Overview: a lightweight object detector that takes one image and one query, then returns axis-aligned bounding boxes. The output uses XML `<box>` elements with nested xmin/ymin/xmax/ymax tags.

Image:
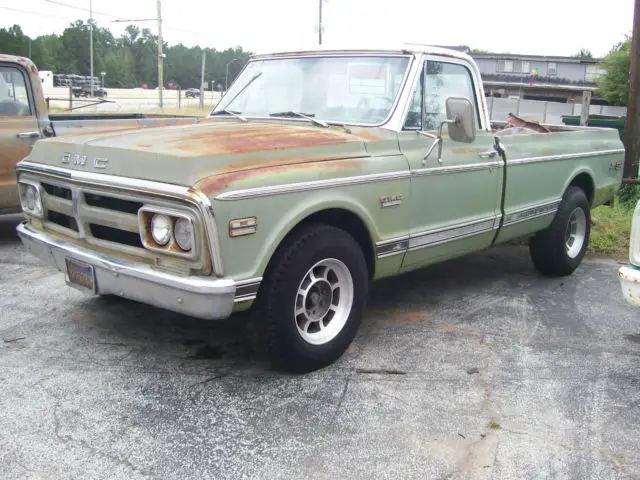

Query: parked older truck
<box><xmin>15</xmin><ymin>45</ymin><xmax>624</xmax><ymax>372</ymax></box>
<box><xmin>1</xmin><ymin>54</ymin><xmax>199</xmax><ymax>214</ymax></box>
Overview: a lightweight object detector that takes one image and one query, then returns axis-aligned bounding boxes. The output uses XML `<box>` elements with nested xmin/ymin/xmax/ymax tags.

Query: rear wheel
<box><xmin>257</xmin><ymin>224</ymin><xmax>368</xmax><ymax>373</ymax></box>
<box><xmin>529</xmin><ymin>187</ymin><xmax>590</xmax><ymax>276</ymax></box>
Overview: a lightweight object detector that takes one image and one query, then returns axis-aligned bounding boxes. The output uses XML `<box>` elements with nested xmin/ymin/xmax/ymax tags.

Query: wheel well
<box><xmin>569</xmin><ymin>173</ymin><xmax>594</xmax><ymax>205</ymax></box>
<box><xmin>284</xmin><ymin>209</ymin><xmax>376</xmax><ymax>279</ymax></box>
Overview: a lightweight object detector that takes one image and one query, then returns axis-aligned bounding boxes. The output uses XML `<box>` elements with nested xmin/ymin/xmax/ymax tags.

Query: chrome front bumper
<box><xmin>17</xmin><ymin>222</ymin><xmax>236</xmax><ymax>319</ymax></box>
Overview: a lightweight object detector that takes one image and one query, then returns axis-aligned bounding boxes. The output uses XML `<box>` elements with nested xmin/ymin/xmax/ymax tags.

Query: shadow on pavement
<box><xmin>0</xmin><ymin>214</ymin><xmax>23</xmax><ymax>245</ymax></box>
<box><xmin>68</xmin><ymin>245</ymin><xmax>542</xmax><ymax>373</ymax></box>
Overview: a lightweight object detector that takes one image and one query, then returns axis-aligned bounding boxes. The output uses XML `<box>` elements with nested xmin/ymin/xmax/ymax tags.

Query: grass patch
<box><xmin>488</xmin><ymin>418</ymin><xmax>501</xmax><ymax>430</ymax></box>
<box><xmin>588</xmin><ymin>204</ymin><xmax>633</xmax><ymax>258</ymax></box>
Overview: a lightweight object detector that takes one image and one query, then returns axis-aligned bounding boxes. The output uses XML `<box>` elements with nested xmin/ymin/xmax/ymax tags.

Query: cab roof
<box><xmin>251</xmin><ymin>44</ymin><xmax>474</xmax><ymax>63</ymax></box>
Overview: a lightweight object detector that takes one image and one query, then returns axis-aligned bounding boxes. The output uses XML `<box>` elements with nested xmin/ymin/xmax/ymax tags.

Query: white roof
<box><xmin>252</xmin><ymin>43</ymin><xmax>474</xmax><ymax>62</ymax></box>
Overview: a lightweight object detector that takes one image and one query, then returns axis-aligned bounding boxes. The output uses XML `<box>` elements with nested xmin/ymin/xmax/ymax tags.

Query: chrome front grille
<box><xmin>38</xmin><ymin>180</ymin><xmax>150</xmax><ymax>258</ymax></box>
<box><xmin>22</xmin><ymin>174</ymin><xmax>213</xmax><ymax>276</ymax></box>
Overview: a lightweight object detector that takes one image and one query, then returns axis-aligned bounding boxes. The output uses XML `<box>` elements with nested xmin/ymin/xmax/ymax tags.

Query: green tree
<box><xmin>0</xmin><ymin>25</ymin><xmax>29</xmax><ymax>57</ymax></box>
<box><xmin>0</xmin><ymin>21</ymin><xmax>252</xmax><ymax>90</ymax></box>
<box><xmin>574</xmin><ymin>48</ymin><xmax>594</xmax><ymax>59</ymax></box>
<box><xmin>104</xmin><ymin>48</ymin><xmax>136</xmax><ymax>87</ymax></box>
<box><xmin>31</xmin><ymin>34</ymin><xmax>64</xmax><ymax>71</ymax></box>
<box><xmin>597</xmin><ymin>38</ymin><xmax>631</xmax><ymax>105</ymax></box>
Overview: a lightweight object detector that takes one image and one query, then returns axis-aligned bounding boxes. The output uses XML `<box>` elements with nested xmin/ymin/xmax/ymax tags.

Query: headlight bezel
<box><xmin>138</xmin><ymin>206</ymin><xmax>198</xmax><ymax>259</ymax></box>
<box><xmin>18</xmin><ymin>180</ymin><xmax>44</xmax><ymax>218</ymax></box>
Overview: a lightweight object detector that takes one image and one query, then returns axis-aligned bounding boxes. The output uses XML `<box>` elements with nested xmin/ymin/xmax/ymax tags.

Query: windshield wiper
<box><xmin>269</xmin><ymin>111</ymin><xmax>329</xmax><ymax>128</ymax></box>
<box><xmin>210</xmin><ymin>109</ymin><xmax>247</xmax><ymax>122</ymax></box>
<box><xmin>216</xmin><ymin>71</ymin><xmax>263</xmax><ymax>114</ymax></box>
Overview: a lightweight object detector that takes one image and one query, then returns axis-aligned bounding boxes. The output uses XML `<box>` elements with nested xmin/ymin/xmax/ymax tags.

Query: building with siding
<box><xmin>436</xmin><ymin>46</ymin><xmax>607</xmax><ymax>104</ymax></box>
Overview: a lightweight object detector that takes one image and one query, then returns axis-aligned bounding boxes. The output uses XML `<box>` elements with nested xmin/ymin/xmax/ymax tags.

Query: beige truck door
<box><xmin>0</xmin><ymin>63</ymin><xmax>40</xmax><ymax>213</ymax></box>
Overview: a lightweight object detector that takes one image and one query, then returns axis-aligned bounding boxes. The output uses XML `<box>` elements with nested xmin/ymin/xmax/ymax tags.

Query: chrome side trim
<box><xmin>375</xmin><ymin>238</ymin><xmax>410</xmax><ymax>258</ymax></box>
<box><xmin>408</xmin><ymin>217</ymin><xmax>497</xmax><ymax>250</ymax></box>
<box><xmin>503</xmin><ymin>199</ymin><xmax>561</xmax><ymax>226</ymax></box>
<box><xmin>509</xmin><ymin>149</ymin><xmax>625</xmax><ymax>167</ymax></box>
<box><xmin>234</xmin><ymin>277</ymin><xmax>263</xmax><ymax>303</ymax></box>
<box><xmin>16</xmin><ymin>161</ymin><xmax>225</xmax><ymax>277</ymax></box>
<box><xmin>375</xmin><ymin>216</ymin><xmax>500</xmax><ymax>258</ymax></box>
<box><xmin>411</xmin><ymin>161</ymin><xmax>501</xmax><ymax>177</ymax></box>
<box><xmin>215</xmin><ymin>170</ymin><xmax>412</xmax><ymax>201</ymax></box>
<box><xmin>217</xmin><ymin>162</ymin><xmax>501</xmax><ymax>201</ymax></box>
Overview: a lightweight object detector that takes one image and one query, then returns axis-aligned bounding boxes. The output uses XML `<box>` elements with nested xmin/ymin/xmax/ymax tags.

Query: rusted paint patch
<box><xmin>217</xmin><ymin>152</ymin><xmax>369</xmax><ymax>175</ymax></box>
<box><xmin>450</xmin><ymin>147</ymin><xmax>483</xmax><ymax>155</ymax></box>
<box><xmin>506</xmin><ymin>113</ymin><xmax>551</xmax><ymax>133</ymax></box>
<box><xmin>348</xmin><ymin>127</ymin><xmax>386</xmax><ymax>142</ymax></box>
<box><xmin>194</xmin><ymin>158</ymin><xmax>365</xmax><ymax>195</ymax></box>
<box><xmin>170</xmin><ymin>124</ymin><xmax>355</xmax><ymax>156</ymax></box>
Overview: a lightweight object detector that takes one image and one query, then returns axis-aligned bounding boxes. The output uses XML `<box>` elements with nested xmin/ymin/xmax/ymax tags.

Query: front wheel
<box><xmin>257</xmin><ymin>224</ymin><xmax>369</xmax><ymax>373</ymax></box>
<box><xmin>529</xmin><ymin>187</ymin><xmax>591</xmax><ymax>276</ymax></box>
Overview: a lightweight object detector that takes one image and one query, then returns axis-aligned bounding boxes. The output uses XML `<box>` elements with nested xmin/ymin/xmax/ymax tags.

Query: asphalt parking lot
<box><xmin>1</xmin><ymin>213</ymin><xmax>639</xmax><ymax>480</ymax></box>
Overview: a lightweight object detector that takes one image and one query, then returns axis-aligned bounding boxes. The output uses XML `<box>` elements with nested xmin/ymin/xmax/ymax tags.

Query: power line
<box><xmin>3</xmin><ymin>2</ymin><xmax>211</xmax><ymax>47</ymax></box>
<box><xmin>42</xmin><ymin>0</ymin><xmax>125</xmax><ymax>20</ymax></box>
<box><xmin>0</xmin><ymin>5</ymin><xmax>69</xmax><ymax>20</ymax></box>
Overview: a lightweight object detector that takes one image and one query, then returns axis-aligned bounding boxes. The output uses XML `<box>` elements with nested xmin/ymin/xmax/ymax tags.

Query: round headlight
<box><xmin>151</xmin><ymin>214</ymin><xmax>172</xmax><ymax>246</ymax></box>
<box><xmin>24</xmin><ymin>185</ymin><xmax>37</xmax><ymax>211</ymax></box>
<box><xmin>174</xmin><ymin>217</ymin><xmax>193</xmax><ymax>251</ymax></box>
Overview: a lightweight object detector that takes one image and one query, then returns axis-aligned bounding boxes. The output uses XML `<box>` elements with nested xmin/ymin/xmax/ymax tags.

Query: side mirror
<box><xmin>419</xmin><ymin>97</ymin><xmax>477</xmax><ymax>165</ymax></box>
<box><xmin>445</xmin><ymin>97</ymin><xmax>476</xmax><ymax>143</ymax></box>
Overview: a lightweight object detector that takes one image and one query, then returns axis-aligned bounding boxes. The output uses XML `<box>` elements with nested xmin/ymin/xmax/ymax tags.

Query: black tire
<box><xmin>529</xmin><ymin>187</ymin><xmax>591</xmax><ymax>277</ymax></box>
<box><xmin>257</xmin><ymin>223</ymin><xmax>369</xmax><ymax>373</ymax></box>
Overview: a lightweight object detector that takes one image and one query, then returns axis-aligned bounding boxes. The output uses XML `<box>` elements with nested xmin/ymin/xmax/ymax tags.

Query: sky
<box><xmin>0</xmin><ymin>0</ymin><xmax>635</xmax><ymax>57</ymax></box>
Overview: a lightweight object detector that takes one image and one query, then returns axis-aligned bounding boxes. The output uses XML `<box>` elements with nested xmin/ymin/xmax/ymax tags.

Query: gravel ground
<box><xmin>1</xmin><ymin>214</ymin><xmax>639</xmax><ymax>480</ymax></box>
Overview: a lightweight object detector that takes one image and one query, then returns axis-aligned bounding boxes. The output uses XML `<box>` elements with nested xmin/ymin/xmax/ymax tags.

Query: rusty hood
<box><xmin>25</xmin><ymin>120</ymin><xmax>400</xmax><ymax>190</ymax></box>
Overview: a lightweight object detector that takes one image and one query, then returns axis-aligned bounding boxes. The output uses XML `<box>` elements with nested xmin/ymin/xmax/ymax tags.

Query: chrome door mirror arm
<box><xmin>417</xmin><ymin>118</ymin><xmax>456</xmax><ymax>166</ymax></box>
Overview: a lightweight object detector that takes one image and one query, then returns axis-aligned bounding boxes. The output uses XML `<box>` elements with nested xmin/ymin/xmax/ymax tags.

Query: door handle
<box><xmin>17</xmin><ymin>131</ymin><xmax>41</xmax><ymax>139</ymax></box>
<box><xmin>478</xmin><ymin>150</ymin><xmax>497</xmax><ymax>159</ymax></box>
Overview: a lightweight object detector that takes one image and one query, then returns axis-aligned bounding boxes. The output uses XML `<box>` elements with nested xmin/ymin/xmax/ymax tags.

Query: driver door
<box><xmin>0</xmin><ymin>63</ymin><xmax>40</xmax><ymax>213</ymax></box>
<box><xmin>397</xmin><ymin>58</ymin><xmax>502</xmax><ymax>271</ymax></box>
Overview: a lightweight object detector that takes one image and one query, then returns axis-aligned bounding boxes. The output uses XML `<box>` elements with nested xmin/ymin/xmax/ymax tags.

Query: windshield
<box><xmin>213</xmin><ymin>55</ymin><xmax>411</xmax><ymax>125</ymax></box>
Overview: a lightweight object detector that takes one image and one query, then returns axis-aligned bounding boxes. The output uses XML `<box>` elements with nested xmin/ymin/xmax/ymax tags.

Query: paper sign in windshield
<box><xmin>348</xmin><ymin>64</ymin><xmax>388</xmax><ymax>95</ymax></box>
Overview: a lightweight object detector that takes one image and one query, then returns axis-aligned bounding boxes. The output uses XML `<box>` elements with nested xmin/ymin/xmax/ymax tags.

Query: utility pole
<box><xmin>318</xmin><ymin>0</ymin><xmax>323</xmax><ymax>45</ymax></box>
<box><xmin>580</xmin><ymin>90</ymin><xmax>592</xmax><ymax>126</ymax></box>
<box><xmin>89</xmin><ymin>0</ymin><xmax>94</xmax><ymax>96</ymax></box>
<box><xmin>624</xmin><ymin>0</ymin><xmax>640</xmax><ymax>180</ymax></box>
<box><xmin>199</xmin><ymin>51</ymin><xmax>206</xmax><ymax>110</ymax></box>
<box><xmin>157</xmin><ymin>0</ymin><xmax>164</xmax><ymax>109</ymax></box>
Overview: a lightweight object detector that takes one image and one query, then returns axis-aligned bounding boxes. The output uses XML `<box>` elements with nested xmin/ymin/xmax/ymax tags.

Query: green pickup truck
<box><xmin>15</xmin><ymin>45</ymin><xmax>624</xmax><ymax>372</ymax></box>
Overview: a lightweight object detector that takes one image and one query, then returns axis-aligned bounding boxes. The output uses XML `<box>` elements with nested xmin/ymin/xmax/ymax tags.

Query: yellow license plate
<box><xmin>65</xmin><ymin>258</ymin><xmax>96</xmax><ymax>293</ymax></box>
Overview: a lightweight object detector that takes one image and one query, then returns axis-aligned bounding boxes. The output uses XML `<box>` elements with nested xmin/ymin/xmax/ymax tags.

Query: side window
<box><xmin>423</xmin><ymin>61</ymin><xmax>478</xmax><ymax>131</ymax></box>
<box><xmin>403</xmin><ymin>75</ymin><xmax>423</xmax><ymax>130</ymax></box>
<box><xmin>0</xmin><ymin>66</ymin><xmax>32</xmax><ymax>117</ymax></box>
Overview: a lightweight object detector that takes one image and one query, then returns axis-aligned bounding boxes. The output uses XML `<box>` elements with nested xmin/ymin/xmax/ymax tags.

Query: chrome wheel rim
<box><xmin>294</xmin><ymin>258</ymin><xmax>354</xmax><ymax>345</ymax></box>
<box><xmin>565</xmin><ymin>207</ymin><xmax>587</xmax><ymax>259</ymax></box>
